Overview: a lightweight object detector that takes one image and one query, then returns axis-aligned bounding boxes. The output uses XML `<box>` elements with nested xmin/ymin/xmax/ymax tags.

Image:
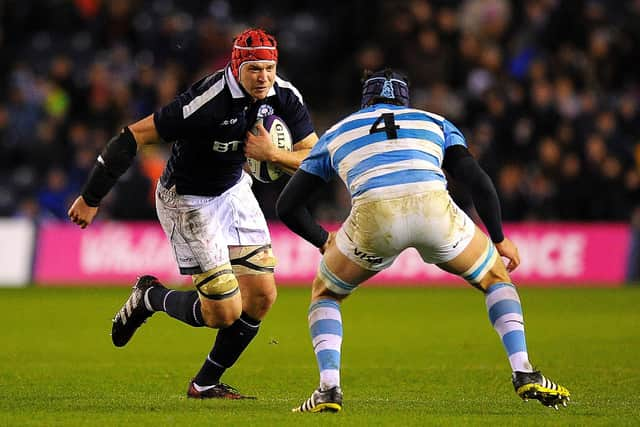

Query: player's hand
<box><xmin>495</xmin><ymin>237</ymin><xmax>520</xmax><ymax>272</ymax></box>
<box><xmin>320</xmin><ymin>231</ymin><xmax>336</xmax><ymax>255</ymax></box>
<box><xmin>245</xmin><ymin>123</ymin><xmax>276</xmax><ymax>162</ymax></box>
<box><xmin>68</xmin><ymin>196</ymin><xmax>99</xmax><ymax>229</ymax></box>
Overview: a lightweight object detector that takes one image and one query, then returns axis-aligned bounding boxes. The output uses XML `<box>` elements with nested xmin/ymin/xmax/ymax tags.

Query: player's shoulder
<box><xmin>273</xmin><ymin>75</ymin><xmax>305</xmax><ymax>105</ymax></box>
<box><xmin>324</xmin><ymin>104</ymin><xmax>435</xmax><ymax>132</ymax></box>
<box><xmin>383</xmin><ymin>105</ymin><xmax>456</xmax><ymax>134</ymax></box>
<box><xmin>179</xmin><ymin>69</ymin><xmax>231</xmax><ymax>119</ymax></box>
<box><xmin>388</xmin><ymin>105</ymin><xmax>446</xmax><ymax>123</ymax></box>
<box><xmin>186</xmin><ymin>69</ymin><xmax>227</xmax><ymax>98</ymax></box>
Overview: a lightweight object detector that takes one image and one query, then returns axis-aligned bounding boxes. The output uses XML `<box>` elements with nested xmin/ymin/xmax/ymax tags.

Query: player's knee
<box><xmin>312</xmin><ymin>283</ymin><xmax>345</xmax><ymax>301</ymax></box>
<box><xmin>460</xmin><ymin>238</ymin><xmax>510</xmax><ymax>292</ymax></box>
<box><xmin>229</xmin><ymin>245</ymin><xmax>277</xmax><ymax>276</ymax></box>
<box><xmin>312</xmin><ymin>261</ymin><xmax>353</xmax><ymax>301</ymax></box>
<box><xmin>192</xmin><ymin>266</ymin><xmax>242</xmax><ymax>328</ymax></box>
<box><xmin>477</xmin><ymin>268</ymin><xmax>511</xmax><ymax>292</ymax></box>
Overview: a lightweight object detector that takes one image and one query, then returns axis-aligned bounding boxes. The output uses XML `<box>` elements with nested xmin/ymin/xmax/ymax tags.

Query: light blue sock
<box><xmin>485</xmin><ymin>283</ymin><xmax>533</xmax><ymax>372</ymax></box>
<box><xmin>308</xmin><ymin>299</ymin><xmax>343</xmax><ymax>390</ymax></box>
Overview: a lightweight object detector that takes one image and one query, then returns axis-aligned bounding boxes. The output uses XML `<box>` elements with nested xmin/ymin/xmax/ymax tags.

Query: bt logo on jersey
<box><xmin>212</xmin><ymin>140</ymin><xmax>241</xmax><ymax>152</ymax></box>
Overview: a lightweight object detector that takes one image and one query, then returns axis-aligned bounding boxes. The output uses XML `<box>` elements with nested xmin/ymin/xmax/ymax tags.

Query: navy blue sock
<box><xmin>147</xmin><ymin>287</ymin><xmax>204</xmax><ymax>327</ymax></box>
<box><xmin>194</xmin><ymin>312</ymin><xmax>261</xmax><ymax>386</ymax></box>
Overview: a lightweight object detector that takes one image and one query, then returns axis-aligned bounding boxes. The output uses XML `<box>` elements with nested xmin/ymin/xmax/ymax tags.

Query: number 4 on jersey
<box><xmin>369</xmin><ymin>113</ymin><xmax>400</xmax><ymax>139</ymax></box>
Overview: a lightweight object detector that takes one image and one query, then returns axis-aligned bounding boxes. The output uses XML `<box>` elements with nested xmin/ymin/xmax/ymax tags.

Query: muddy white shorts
<box><xmin>335</xmin><ymin>189</ymin><xmax>476</xmax><ymax>271</ymax></box>
<box><xmin>155</xmin><ymin>172</ymin><xmax>271</xmax><ymax>275</ymax></box>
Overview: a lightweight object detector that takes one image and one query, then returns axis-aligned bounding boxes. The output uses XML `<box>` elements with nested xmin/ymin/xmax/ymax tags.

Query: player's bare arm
<box><xmin>245</xmin><ymin>129</ymin><xmax>318</xmax><ymax>174</ymax></box>
<box><xmin>68</xmin><ymin>114</ymin><xmax>161</xmax><ymax>228</ymax></box>
<box><xmin>128</xmin><ymin>114</ymin><xmax>162</xmax><ymax>145</ymax></box>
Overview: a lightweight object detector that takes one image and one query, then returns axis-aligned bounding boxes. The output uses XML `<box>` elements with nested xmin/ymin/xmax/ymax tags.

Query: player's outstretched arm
<box><xmin>276</xmin><ymin>168</ymin><xmax>329</xmax><ymax>250</ymax></box>
<box><xmin>68</xmin><ymin>114</ymin><xmax>161</xmax><ymax>228</ymax></box>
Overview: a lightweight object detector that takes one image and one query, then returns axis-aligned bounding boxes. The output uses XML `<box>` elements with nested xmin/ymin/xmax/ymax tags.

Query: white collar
<box><xmin>225</xmin><ymin>65</ymin><xmax>245</xmax><ymax>99</ymax></box>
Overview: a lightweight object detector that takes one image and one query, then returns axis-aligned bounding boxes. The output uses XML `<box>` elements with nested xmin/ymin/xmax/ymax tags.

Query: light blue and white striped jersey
<box><xmin>300</xmin><ymin>104</ymin><xmax>467</xmax><ymax>203</ymax></box>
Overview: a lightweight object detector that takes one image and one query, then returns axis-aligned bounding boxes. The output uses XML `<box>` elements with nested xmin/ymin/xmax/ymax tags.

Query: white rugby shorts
<box><xmin>335</xmin><ymin>190</ymin><xmax>475</xmax><ymax>271</ymax></box>
<box><xmin>155</xmin><ymin>172</ymin><xmax>271</xmax><ymax>275</ymax></box>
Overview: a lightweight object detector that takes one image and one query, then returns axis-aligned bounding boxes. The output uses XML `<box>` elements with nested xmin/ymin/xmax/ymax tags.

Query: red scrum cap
<box><xmin>231</xmin><ymin>28</ymin><xmax>278</xmax><ymax>80</ymax></box>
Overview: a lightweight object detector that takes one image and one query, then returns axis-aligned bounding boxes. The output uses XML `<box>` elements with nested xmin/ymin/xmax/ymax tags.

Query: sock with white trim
<box><xmin>194</xmin><ymin>312</ymin><xmax>261</xmax><ymax>386</ymax></box>
<box><xmin>485</xmin><ymin>283</ymin><xmax>533</xmax><ymax>372</ymax></box>
<box><xmin>146</xmin><ymin>288</ymin><xmax>204</xmax><ymax>327</ymax></box>
<box><xmin>308</xmin><ymin>299</ymin><xmax>343</xmax><ymax>391</ymax></box>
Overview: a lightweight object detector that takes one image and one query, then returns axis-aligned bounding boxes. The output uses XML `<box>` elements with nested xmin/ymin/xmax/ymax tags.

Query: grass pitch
<box><xmin>0</xmin><ymin>285</ymin><xmax>638</xmax><ymax>426</ymax></box>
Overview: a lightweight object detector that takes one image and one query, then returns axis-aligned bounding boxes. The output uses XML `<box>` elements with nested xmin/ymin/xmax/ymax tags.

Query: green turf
<box><xmin>0</xmin><ymin>286</ymin><xmax>638</xmax><ymax>426</ymax></box>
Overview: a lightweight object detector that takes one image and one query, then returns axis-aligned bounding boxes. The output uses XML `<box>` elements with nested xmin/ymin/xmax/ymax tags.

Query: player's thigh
<box><xmin>226</xmin><ymin>173</ymin><xmax>272</xmax><ymax>246</ymax></box>
<box><xmin>317</xmin><ymin>196</ymin><xmax>429</xmax><ymax>299</ymax></box>
<box><xmin>333</xmin><ymin>199</ymin><xmax>404</xmax><ymax>272</ymax></box>
<box><xmin>437</xmin><ymin>226</ymin><xmax>511</xmax><ymax>291</ymax></box>
<box><xmin>313</xmin><ymin>242</ymin><xmax>377</xmax><ymax>301</ymax></box>
<box><xmin>412</xmin><ymin>191</ymin><xmax>476</xmax><ymax>264</ymax></box>
<box><xmin>156</xmin><ymin>183</ymin><xmax>232</xmax><ymax>274</ymax></box>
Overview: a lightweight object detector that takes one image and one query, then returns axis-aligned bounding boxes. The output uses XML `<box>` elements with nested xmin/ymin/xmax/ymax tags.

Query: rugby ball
<box><xmin>247</xmin><ymin>115</ymin><xmax>293</xmax><ymax>183</ymax></box>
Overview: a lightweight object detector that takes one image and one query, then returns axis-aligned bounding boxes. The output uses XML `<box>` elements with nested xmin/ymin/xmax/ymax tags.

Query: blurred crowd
<box><xmin>1</xmin><ymin>0</ymin><xmax>640</xmax><ymax>227</ymax></box>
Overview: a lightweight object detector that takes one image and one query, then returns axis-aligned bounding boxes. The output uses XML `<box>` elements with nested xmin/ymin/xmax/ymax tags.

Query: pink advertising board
<box><xmin>35</xmin><ymin>221</ymin><xmax>630</xmax><ymax>287</ymax></box>
<box><xmin>271</xmin><ymin>222</ymin><xmax>631</xmax><ymax>287</ymax></box>
<box><xmin>35</xmin><ymin>222</ymin><xmax>188</xmax><ymax>286</ymax></box>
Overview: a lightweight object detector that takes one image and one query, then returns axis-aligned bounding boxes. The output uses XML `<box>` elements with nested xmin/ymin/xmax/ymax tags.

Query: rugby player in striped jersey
<box><xmin>278</xmin><ymin>69</ymin><xmax>570</xmax><ymax>412</ymax></box>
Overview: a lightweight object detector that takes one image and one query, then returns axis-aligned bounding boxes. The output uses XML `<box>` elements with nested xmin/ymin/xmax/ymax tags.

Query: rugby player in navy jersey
<box><xmin>277</xmin><ymin>69</ymin><xmax>570</xmax><ymax>412</ymax></box>
<box><xmin>68</xmin><ymin>28</ymin><xmax>318</xmax><ymax>399</ymax></box>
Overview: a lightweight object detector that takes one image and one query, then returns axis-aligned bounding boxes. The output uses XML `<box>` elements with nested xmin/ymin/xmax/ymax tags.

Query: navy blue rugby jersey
<box><xmin>153</xmin><ymin>65</ymin><xmax>314</xmax><ymax>196</ymax></box>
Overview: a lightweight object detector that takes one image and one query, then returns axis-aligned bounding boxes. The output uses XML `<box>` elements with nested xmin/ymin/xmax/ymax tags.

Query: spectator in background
<box><xmin>108</xmin><ymin>161</ymin><xmax>156</xmax><ymax>220</ymax></box>
<box><xmin>555</xmin><ymin>152</ymin><xmax>588</xmax><ymax>220</ymax></box>
<box><xmin>14</xmin><ymin>196</ymin><xmax>44</xmax><ymax>221</ymax></box>
<box><xmin>37</xmin><ymin>167</ymin><xmax>74</xmax><ymax>219</ymax></box>
<box><xmin>497</xmin><ymin>164</ymin><xmax>528</xmax><ymax>221</ymax></box>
